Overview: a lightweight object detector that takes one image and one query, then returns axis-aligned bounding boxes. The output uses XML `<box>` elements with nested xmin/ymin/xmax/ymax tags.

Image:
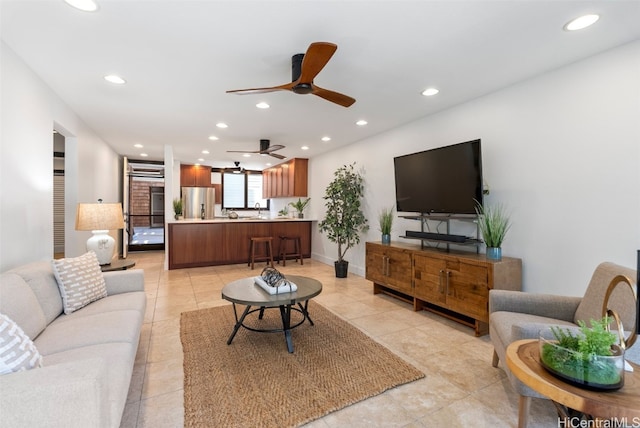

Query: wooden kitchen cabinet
<box><xmin>180</xmin><ymin>164</ymin><xmax>213</xmax><ymax>187</ymax></box>
<box><xmin>262</xmin><ymin>158</ymin><xmax>308</xmax><ymax>198</ymax></box>
<box><xmin>366</xmin><ymin>241</ymin><xmax>522</xmax><ymax>336</ymax></box>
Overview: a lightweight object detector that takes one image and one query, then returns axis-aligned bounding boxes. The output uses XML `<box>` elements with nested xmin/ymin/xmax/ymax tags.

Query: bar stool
<box><xmin>248</xmin><ymin>237</ymin><xmax>274</xmax><ymax>270</ymax></box>
<box><xmin>278</xmin><ymin>235</ymin><xmax>303</xmax><ymax>267</ymax></box>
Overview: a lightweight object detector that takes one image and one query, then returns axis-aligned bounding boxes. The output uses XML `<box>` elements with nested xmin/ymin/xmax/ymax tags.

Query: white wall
<box><xmin>1</xmin><ymin>42</ymin><xmax>121</xmax><ymax>271</ymax></box>
<box><xmin>310</xmin><ymin>41</ymin><xmax>640</xmax><ymax>296</ymax></box>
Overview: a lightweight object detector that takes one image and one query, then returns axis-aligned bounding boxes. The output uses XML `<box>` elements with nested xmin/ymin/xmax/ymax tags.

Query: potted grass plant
<box><xmin>173</xmin><ymin>198</ymin><xmax>183</xmax><ymax>220</ymax></box>
<box><xmin>475</xmin><ymin>201</ymin><xmax>511</xmax><ymax>260</ymax></box>
<box><xmin>319</xmin><ymin>163</ymin><xmax>369</xmax><ymax>278</ymax></box>
<box><xmin>378</xmin><ymin>206</ymin><xmax>394</xmax><ymax>244</ymax></box>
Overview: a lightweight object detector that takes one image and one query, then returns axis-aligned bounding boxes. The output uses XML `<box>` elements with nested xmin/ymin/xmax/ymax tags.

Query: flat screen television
<box><xmin>393</xmin><ymin>139</ymin><xmax>483</xmax><ymax>215</ymax></box>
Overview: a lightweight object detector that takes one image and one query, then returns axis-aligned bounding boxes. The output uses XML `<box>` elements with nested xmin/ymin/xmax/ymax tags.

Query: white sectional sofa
<box><xmin>0</xmin><ymin>257</ymin><xmax>146</xmax><ymax>428</ymax></box>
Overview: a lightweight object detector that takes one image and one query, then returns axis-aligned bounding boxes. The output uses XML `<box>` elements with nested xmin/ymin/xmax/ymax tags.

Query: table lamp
<box><xmin>75</xmin><ymin>200</ymin><xmax>125</xmax><ymax>265</ymax></box>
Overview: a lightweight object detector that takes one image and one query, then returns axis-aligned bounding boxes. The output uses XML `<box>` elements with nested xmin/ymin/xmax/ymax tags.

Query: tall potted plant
<box><xmin>475</xmin><ymin>201</ymin><xmax>511</xmax><ymax>261</ymax></box>
<box><xmin>319</xmin><ymin>163</ymin><xmax>369</xmax><ymax>277</ymax></box>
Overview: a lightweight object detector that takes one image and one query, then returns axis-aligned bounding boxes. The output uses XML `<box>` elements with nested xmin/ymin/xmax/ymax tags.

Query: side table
<box><xmin>506</xmin><ymin>339</ymin><xmax>640</xmax><ymax>428</ymax></box>
<box><xmin>101</xmin><ymin>259</ymin><xmax>136</xmax><ymax>272</ymax></box>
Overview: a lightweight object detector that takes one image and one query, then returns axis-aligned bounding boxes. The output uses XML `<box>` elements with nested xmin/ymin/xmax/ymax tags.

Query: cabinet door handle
<box><xmin>438</xmin><ymin>269</ymin><xmax>445</xmax><ymax>293</ymax></box>
<box><xmin>445</xmin><ymin>270</ymin><xmax>451</xmax><ymax>296</ymax></box>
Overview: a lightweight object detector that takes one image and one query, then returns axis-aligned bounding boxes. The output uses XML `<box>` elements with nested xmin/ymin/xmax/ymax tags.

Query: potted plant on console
<box><xmin>319</xmin><ymin>163</ymin><xmax>369</xmax><ymax>278</ymax></box>
<box><xmin>475</xmin><ymin>201</ymin><xmax>510</xmax><ymax>261</ymax></box>
<box><xmin>378</xmin><ymin>205</ymin><xmax>394</xmax><ymax>244</ymax></box>
<box><xmin>289</xmin><ymin>197</ymin><xmax>310</xmax><ymax>218</ymax></box>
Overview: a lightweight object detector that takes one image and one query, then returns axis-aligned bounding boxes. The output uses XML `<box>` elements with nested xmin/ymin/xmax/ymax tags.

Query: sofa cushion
<box><xmin>52</xmin><ymin>252</ymin><xmax>108</xmax><ymax>315</ymax></box>
<box><xmin>490</xmin><ymin>311</ymin><xmax>577</xmax><ymax>350</ymax></box>
<box><xmin>574</xmin><ymin>262</ymin><xmax>637</xmax><ymax>329</ymax></box>
<box><xmin>0</xmin><ymin>313</ymin><xmax>43</xmax><ymax>375</ymax></box>
<box><xmin>34</xmin><ymin>309</ymin><xmax>144</xmax><ymax>356</ymax></box>
<box><xmin>0</xmin><ymin>273</ymin><xmax>47</xmax><ymax>339</ymax></box>
<box><xmin>44</xmin><ymin>342</ymin><xmax>137</xmax><ymax>427</ymax></box>
<box><xmin>9</xmin><ymin>261</ymin><xmax>63</xmax><ymax>325</ymax></box>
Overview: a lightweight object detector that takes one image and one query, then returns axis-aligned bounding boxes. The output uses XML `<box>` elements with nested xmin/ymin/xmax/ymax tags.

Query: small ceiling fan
<box><xmin>226</xmin><ymin>161</ymin><xmax>244</xmax><ymax>174</ymax></box>
<box><xmin>226</xmin><ymin>42</ymin><xmax>355</xmax><ymax>108</ymax></box>
<box><xmin>227</xmin><ymin>139</ymin><xmax>286</xmax><ymax>160</ymax></box>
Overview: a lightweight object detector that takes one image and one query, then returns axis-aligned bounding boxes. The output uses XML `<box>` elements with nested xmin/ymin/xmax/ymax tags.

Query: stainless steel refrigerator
<box><xmin>182</xmin><ymin>187</ymin><xmax>216</xmax><ymax>219</ymax></box>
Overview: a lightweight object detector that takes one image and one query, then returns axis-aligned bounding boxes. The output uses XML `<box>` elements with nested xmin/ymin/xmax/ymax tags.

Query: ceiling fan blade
<box><xmin>227</xmin><ymin>150</ymin><xmax>259</xmax><ymax>153</ymax></box>
<box><xmin>261</xmin><ymin>144</ymin><xmax>285</xmax><ymax>153</ymax></box>
<box><xmin>269</xmin><ymin>153</ymin><xmax>286</xmax><ymax>160</ymax></box>
<box><xmin>298</xmin><ymin>42</ymin><xmax>337</xmax><ymax>83</ymax></box>
<box><xmin>312</xmin><ymin>85</ymin><xmax>356</xmax><ymax>107</ymax></box>
<box><xmin>226</xmin><ymin>82</ymin><xmax>295</xmax><ymax>95</ymax></box>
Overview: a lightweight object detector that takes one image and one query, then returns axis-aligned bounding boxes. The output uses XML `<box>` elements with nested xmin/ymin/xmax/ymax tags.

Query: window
<box><xmin>222</xmin><ymin>171</ymin><xmax>269</xmax><ymax>210</ymax></box>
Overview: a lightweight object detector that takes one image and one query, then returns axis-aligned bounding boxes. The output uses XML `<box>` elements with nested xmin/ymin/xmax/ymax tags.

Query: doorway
<box><xmin>126</xmin><ymin>161</ymin><xmax>165</xmax><ymax>252</ymax></box>
<box><xmin>53</xmin><ymin>131</ymin><xmax>65</xmax><ymax>258</ymax></box>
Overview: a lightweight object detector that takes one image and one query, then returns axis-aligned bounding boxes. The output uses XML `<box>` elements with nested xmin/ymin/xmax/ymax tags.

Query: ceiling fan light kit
<box><xmin>226</xmin><ymin>42</ymin><xmax>355</xmax><ymax>108</ymax></box>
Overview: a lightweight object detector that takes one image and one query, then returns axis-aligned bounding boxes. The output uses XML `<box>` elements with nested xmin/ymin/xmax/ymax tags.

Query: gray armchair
<box><xmin>489</xmin><ymin>262</ymin><xmax>638</xmax><ymax>428</ymax></box>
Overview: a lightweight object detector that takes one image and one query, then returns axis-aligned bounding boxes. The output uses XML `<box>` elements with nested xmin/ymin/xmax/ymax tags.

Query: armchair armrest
<box><xmin>489</xmin><ymin>289</ymin><xmax>581</xmax><ymax>323</ymax></box>
<box><xmin>103</xmin><ymin>269</ymin><xmax>144</xmax><ymax>295</ymax></box>
<box><xmin>0</xmin><ymin>358</ymin><xmax>110</xmax><ymax>428</ymax></box>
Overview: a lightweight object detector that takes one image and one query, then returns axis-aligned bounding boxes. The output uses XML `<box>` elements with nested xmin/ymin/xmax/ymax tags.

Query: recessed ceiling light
<box><xmin>202</xmin><ymin>150</ymin><xmax>209</xmax><ymax>154</ymax></box>
<box><xmin>140</xmin><ymin>153</ymin><xmax>148</xmax><ymax>157</ymax></box>
<box><xmin>422</xmin><ymin>88</ymin><xmax>439</xmax><ymax>96</ymax></box>
<box><xmin>64</xmin><ymin>0</ymin><xmax>98</xmax><ymax>12</ymax></box>
<box><xmin>256</xmin><ymin>102</ymin><xmax>270</xmax><ymax>109</ymax></box>
<box><xmin>243</xmin><ymin>153</ymin><xmax>251</xmax><ymax>158</ymax></box>
<box><xmin>104</xmin><ymin>74</ymin><xmax>126</xmax><ymax>85</ymax></box>
<box><xmin>356</xmin><ymin>120</ymin><xmax>368</xmax><ymax>126</ymax></box>
<box><xmin>134</xmin><ymin>143</ymin><xmax>143</xmax><ymax>148</ymax></box>
<box><xmin>208</xmin><ymin>135</ymin><xmax>219</xmax><ymax>141</ymax></box>
<box><xmin>301</xmin><ymin>146</ymin><xmax>309</xmax><ymax>151</ymax></box>
<box><xmin>216</xmin><ymin>122</ymin><xmax>228</xmax><ymax>129</ymax></box>
<box><xmin>198</xmin><ymin>158</ymin><xmax>205</xmax><ymax>162</ymax></box>
<box><xmin>564</xmin><ymin>14</ymin><xmax>600</xmax><ymax>31</ymax></box>
<box><xmin>266</xmin><ymin>163</ymin><xmax>272</xmax><ymax>166</ymax></box>
<box><xmin>321</xmin><ymin>136</ymin><xmax>331</xmax><ymax>142</ymax></box>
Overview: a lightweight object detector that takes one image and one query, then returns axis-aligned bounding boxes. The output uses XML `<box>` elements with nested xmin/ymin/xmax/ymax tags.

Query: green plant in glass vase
<box><xmin>540</xmin><ymin>317</ymin><xmax>624</xmax><ymax>389</ymax></box>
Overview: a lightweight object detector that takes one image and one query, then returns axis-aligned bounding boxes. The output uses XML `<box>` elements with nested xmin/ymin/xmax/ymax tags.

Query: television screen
<box><xmin>393</xmin><ymin>139</ymin><xmax>483</xmax><ymax>215</ymax></box>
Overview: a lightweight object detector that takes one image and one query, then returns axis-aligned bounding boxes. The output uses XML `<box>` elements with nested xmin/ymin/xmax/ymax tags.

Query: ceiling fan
<box><xmin>227</xmin><ymin>139</ymin><xmax>286</xmax><ymax>160</ymax></box>
<box><xmin>226</xmin><ymin>161</ymin><xmax>244</xmax><ymax>174</ymax></box>
<box><xmin>226</xmin><ymin>42</ymin><xmax>356</xmax><ymax>108</ymax></box>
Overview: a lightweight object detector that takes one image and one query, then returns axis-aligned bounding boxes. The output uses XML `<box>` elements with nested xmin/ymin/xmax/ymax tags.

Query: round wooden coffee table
<box><xmin>221</xmin><ymin>275</ymin><xmax>322</xmax><ymax>353</ymax></box>
<box><xmin>506</xmin><ymin>339</ymin><xmax>640</xmax><ymax>425</ymax></box>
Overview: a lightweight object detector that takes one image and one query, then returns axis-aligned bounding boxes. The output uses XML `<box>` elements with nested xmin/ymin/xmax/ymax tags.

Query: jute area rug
<box><xmin>180</xmin><ymin>301</ymin><xmax>424</xmax><ymax>428</ymax></box>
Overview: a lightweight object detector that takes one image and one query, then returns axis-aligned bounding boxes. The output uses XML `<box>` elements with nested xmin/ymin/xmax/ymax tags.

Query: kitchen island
<box><xmin>167</xmin><ymin>218</ymin><xmax>313</xmax><ymax>269</ymax></box>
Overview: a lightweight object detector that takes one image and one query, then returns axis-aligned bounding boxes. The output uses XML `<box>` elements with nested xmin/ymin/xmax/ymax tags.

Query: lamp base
<box><xmin>86</xmin><ymin>230</ymin><xmax>115</xmax><ymax>265</ymax></box>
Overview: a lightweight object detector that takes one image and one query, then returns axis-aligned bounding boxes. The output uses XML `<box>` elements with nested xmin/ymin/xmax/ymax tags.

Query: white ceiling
<box><xmin>2</xmin><ymin>1</ymin><xmax>639</xmax><ymax>171</ymax></box>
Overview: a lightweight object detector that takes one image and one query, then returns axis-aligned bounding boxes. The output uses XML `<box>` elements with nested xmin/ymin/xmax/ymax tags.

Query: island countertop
<box><xmin>168</xmin><ymin>219</ymin><xmax>313</xmax><ymax>269</ymax></box>
<box><xmin>169</xmin><ymin>217</ymin><xmax>316</xmax><ymax>224</ymax></box>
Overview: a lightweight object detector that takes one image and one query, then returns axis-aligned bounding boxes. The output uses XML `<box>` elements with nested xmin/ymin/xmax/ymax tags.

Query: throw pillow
<box><xmin>52</xmin><ymin>251</ymin><xmax>107</xmax><ymax>314</ymax></box>
<box><xmin>0</xmin><ymin>313</ymin><xmax>43</xmax><ymax>375</ymax></box>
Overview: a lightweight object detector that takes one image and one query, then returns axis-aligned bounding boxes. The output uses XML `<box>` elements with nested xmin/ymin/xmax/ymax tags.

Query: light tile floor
<box><xmin>120</xmin><ymin>251</ymin><xmax>558</xmax><ymax>428</ymax></box>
